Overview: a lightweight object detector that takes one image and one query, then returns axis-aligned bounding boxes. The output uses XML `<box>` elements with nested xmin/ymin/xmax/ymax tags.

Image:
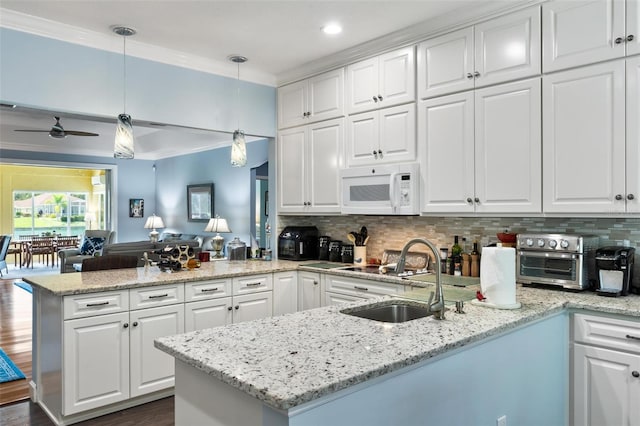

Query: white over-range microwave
<box><xmin>340</xmin><ymin>163</ymin><xmax>420</xmax><ymax>215</ymax></box>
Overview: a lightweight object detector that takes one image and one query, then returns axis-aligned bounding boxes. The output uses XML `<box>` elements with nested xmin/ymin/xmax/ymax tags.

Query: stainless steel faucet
<box><xmin>397</xmin><ymin>238</ymin><xmax>445</xmax><ymax>320</ymax></box>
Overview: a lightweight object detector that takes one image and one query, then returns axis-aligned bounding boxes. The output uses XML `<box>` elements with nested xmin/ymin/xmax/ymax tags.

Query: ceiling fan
<box><xmin>14</xmin><ymin>116</ymin><xmax>99</xmax><ymax>139</ymax></box>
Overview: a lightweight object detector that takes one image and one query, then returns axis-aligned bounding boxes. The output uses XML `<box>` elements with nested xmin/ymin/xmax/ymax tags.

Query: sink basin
<box><xmin>340</xmin><ymin>300</ymin><xmax>434</xmax><ymax>323</ymax></box>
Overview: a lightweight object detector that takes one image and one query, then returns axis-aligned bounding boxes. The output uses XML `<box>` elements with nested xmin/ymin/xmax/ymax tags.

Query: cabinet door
<box><xmin>273</xmin><ymin>272</ymin><xmax>298</xmax><ymax>316</ymax></box>
<box><xmin>627</xmin><ymin>57</ymin><xmax>640</xmax><ymax>212</ymax></box>
<box><xmin>543</xmin><ymin>60</ymin><xmax>626</xmax><ymax>213</ymax></box>
<box><xmin>419</xmin><ymin>91</ymin><xmax>475</xmax><ymax>213</ymax></box>
<box><xmin>278</xmin><ymin>80</ymin><xmax>307</xmax><ymax>129</ymax></box>
<box><xmin>232</xmin><ymin>292</ymin><xmax>273</xmax><ymax>324</ymax></box>
<box><xmin>129</xmin><ymin>304</ymin><xmax>184</xmax><ymax>398</ymax></box>
<box><xmin>184</xmin><ymin>297</ymin><xmax>231</xmax><ymax>332</ymax></box>
<box><xmin>474</xmin><ymin>6</ymin><xmax>541</xmax><ymax>88</ymax></box>
<box><xmin>278</xmin><ymin>126</ymin><xmax>307</xmax><ymax>213</ymax></box>
<box><xmin>346</xmin><ymin>56</ymin><xmax>379</xmax><ymax>114</ymax></box>
<box><xmin>378</xmin><ymin>46</ymin><xmax>415</xmax><ymax>108</ymax></box>
<box><xmin>628</xmin><ymin>0</ymin><xmax>640</xmax><ymax>56</ymax></box>
<box><xmin>308</xmin><ymin>68</ymin><xmax>344</xmax><ymax>123</ymax></box>
<box><xmin>417</xmin><ymin>27</ymin><xmax>474</xmax><ymax>99</ymax></box>
<box><xmin>573</xmin><ymin>343</ymin><xmax>640</xmax><ymax>426</ymax></box>
<box><xmin>298</xmin><ymin>271</ymin><xmax>321</xmax><ymax>311</ymax></box>
<box><xmin>474</xmin><ymin>78</ymin><xmax>541</xmax><ymax>213</ymax></box>
<box><xmin>308</xmin><ymin>118</ymin><xmax>344</xmax><ymax>212</ymax></box>
<box><xmin>346</xmin><ymin>110</ymin><xmax>379</xmax><ymax>167</ymax></box>
<box><xmin>378</xmin><ymin>103</ymin><xmax>416</xmax><ymax>164</ymax></box>
<box><xmin>543</xmin><ymin>0</ymin><xmax>625</xmax><ymax>72</ymax></box>
<box><xmin>63</xmin><ymin>312</ymin><xmax>129</xmax><ymax>415</ymax></box>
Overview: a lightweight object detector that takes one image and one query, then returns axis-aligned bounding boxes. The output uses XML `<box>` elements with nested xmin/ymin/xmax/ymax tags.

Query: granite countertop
<box><xmin>23</xmin><ymin>259</ymin><xmax>303</xmax><ymax>296</ymax></box>
<box><xmin>155</xmin><ymin>286</ymin><xmax>640</xmax><ymax>411</ymax></box>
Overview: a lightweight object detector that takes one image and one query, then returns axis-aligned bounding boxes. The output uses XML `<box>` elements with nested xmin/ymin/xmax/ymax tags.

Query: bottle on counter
<box><xmin>471</xmin><ymin>241</ymin><xmax>480</xmax><ymax>277</ymax></box>
<box><xmin>450</xmin><ymin>236</ymin><xmax>462</xmax><ymax>276</ymax></box>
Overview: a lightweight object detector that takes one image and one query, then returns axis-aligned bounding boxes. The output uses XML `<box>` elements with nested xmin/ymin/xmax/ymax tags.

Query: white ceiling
<box><xmin>0</xmin><ymin>0</ymin><xmax>522</xmax><ymax>160</ymax></box>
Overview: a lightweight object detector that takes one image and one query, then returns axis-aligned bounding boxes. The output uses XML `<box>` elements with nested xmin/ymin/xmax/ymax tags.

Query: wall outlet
<box><xmin>497</xmin><ymin>415</ymin><xmax>507</xmax><ymax>426</ymax></box>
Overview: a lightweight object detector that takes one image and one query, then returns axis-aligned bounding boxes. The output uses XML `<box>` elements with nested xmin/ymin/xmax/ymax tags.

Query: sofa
<box><xmin>102</xmin><ymin>239</ymin><xmax>201</xmax><ymax>266</ymax></box>
<box><xmin>58</xmin><ymin>230</ymin><xmax>116</xmax><ymax>273</ymax></box>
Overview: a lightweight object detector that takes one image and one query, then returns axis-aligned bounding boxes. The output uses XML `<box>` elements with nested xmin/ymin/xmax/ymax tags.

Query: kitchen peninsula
<box><xmin>25</xmin><ymin>262</ymin><xmax>640</xmax><ymax>426</ymax></box>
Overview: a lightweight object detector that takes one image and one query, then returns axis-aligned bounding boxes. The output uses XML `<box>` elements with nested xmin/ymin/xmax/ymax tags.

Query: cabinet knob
<box><xmin>628</xmin><ymin>34</ymin><xmax>635</xmax><ymax>42</ymax></box>
<box><xmin>627</xmin><ymin>194</ymin><xmax>635</xmax><ymax>200</ymax></box>
<box><xmin>616</xmin><ymin>194</ymin><xmax>623</xmax><ymax>200</ymax></box>
<box><xmin>373</xmin><ymin>150</ymin><xmax>378</xmax><ymax>159</ymax></box>
<box><xmin>132</xmin><ymin>321</ymin><xmax>138</xmax><ymax>327</ymax></box>
<box><xmin>313</xmin><ymin>280</ymin><xmax>318</xmax><ymax>285</ymax></box>
<box><xmin>633</xmin><ymin>371</ymin><xmax>640</xmax><ymax>378</ymax></box>
<box><xmin>235</xmin><ymin>305</ymin><xmax>240</xmax><ymax>310</ymax></box>
<box><xmin>467</xmin><ymin>73</ymin><xmax>474</xmax><ymax>79</ymax></box>
<box><xmin>378</xmin><ymin>95</ymin><xmax>383</xmax><ymax>101</ymax></box>
<box><xmin>378</xmin><ymin>149</ymin><xmax>382</xmax><ymax>156</ymax></box>
<box><xmin>474</xmin><ymin>71</ymin><xmax>480</xmax><ymax>78</ymax></box>
<box><xmin>123</xmin><ymin>323</ymin><xmax>129</xmax><ymax>328</ymax></box>
<box><xmin>615</xmin><ymin>37</ymin><xmax>624</xmax><ymax>44</ymax></box>
<box><xmin>373</xmin><ymin>96</ymin><xmax>378</xmax><ymax>102</ymax></box>
<box><xmin>474</xmin><ymin>197</ymin><xmax>480</xmax><ymax>203</ymax></box>
<box><xmin>466</xmin><ymin>197</ymin><xmax>473</xmax><ymax>204</ymax></box>
<box><xmin>227</xmin><ymin>306</ymin><xmax>233</xmax><ymax>311</ymax></box>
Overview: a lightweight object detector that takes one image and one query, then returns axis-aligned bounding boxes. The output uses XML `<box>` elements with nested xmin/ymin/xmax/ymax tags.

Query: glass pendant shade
<box><xmin>114</xmin><ymin>113</ymin><xmax>135</xmax><ymax>159</ymax></box>
<box><xmin>231</xmin><ymin>130</ymin><xmax>247</xmax><ymax>167</ymax></box>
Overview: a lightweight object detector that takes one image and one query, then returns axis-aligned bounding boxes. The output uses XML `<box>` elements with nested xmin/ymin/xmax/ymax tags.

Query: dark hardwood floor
<box><xmin>0</xmin><ymin>263</ymin><xmax>175</xmax><ymax>424</ymax></box>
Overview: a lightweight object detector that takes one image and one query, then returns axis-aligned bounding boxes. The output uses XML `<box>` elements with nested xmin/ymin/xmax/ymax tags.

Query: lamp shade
<box><xmin>204</xmin><ymin>216</ymin><xmax>231</xmax><ymax>234</ymax></box>
<box><xmin>144</xmin><ymin>214</ymin><xmax>165</xmax><ymax>230</ymax></box>
<box><xmin>231</xmin><ymin>130</ymin><xmax>247</xmax><ymax>167</ymax></box>
<box><xmin>114</xmin><ymin>113</ymin><xmax>135</xmax><ymax>159</ymax></box>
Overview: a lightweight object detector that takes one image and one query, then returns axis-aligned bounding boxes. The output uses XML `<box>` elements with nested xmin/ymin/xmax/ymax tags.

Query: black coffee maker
<box><xmin>595</xmin><ymin>246</ymin><xmax>635</xmax><ymax>296</ymax></box>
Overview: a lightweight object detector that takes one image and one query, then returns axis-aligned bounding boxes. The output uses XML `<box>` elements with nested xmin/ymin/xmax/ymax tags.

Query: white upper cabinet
<box><xmin>543</xmin><ymin>60</ymin><xmax>626</xmax><ymax>213</ymax></box>
<box><xmin>418</xmin><ymin>6</ymin><xmax>540</xmax><ymax>99</ymax></box>
<box><xmin>346</xmin><ymin>46</ymin><xmax>415</xmax><ymax>115</ymax></box>
<box><xmin>278</xmin><ymin>68</ymin><xmax>344</xmax><ymax>129</ymax></box>
<box><xmin>542</xmin><ymin>0</ymin><xmax>638</xmax><ymax>73</ymax></box>
<box><xmin>419</xmin><ymin>78</ymin><xmax>541</xmax><ymax>214</ymax></box>
<box><xmin>346</xmin><ymin>103</ymin><xmax>416</xmax><ymax>167</ymax></box>
<box><xmin>625</xmin><ymin>56</ymin><xmax>640</xmax><ymax>213</ymax></box>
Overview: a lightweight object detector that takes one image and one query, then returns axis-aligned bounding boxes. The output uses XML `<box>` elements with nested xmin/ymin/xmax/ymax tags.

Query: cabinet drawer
<box><xmin>574</xmin><ymin>313</ymin><xmax>640</xmax><ymax>355</ymax></box>
<box><xmin>130</xmin><ymin>284</ymin><xmax>184</xmax><ymax>310</ymax></box>
<box><xmin>325</xmin><ymin>275</ymin><xmax>404</xmax><ymax>298</ymax></box>
<box><xmin>185</xmin><ymin>279</ymin><xmax>232</xmax><ymax>301</ymax></box>
<box><xmin>233</xmin><ymin>274</ymin><xmax>273</xmax><ymax>295</ymax></box>
<box><xmin>64</xmin><ymin>290</ymin><xmax>129</xmax><ymax>320</ymax></box>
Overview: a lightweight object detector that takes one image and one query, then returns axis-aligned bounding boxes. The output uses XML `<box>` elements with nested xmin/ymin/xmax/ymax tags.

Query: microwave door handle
<box><xmin>389</xmin><ymin>172</ymin><xmax>399</xmax><ymax>212</ymax></box>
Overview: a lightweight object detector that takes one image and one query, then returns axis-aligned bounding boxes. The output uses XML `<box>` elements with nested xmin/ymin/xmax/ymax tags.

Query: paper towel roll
<box><xmin>480</xmin><ymin>247</ymin><xmax>517</xmax><ymax>307</ymax></box>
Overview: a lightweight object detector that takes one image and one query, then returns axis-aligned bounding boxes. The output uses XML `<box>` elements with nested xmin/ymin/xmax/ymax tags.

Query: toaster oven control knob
<box><xmin>560</xmin><ymin>240</ymin><xmax>570</xmax><ymax>249</ymax></box>
<box><xmin>526</xmin><ymin>238</ymin><xmax>534</xmax><ymax>247</ymax></box>
<box><xmin>549</xmin><ymin>240</ymin><xmax>557</xmax><ymax>248</ymax></box>
<box><xmin>537</xmin><ymin>239</ymin><xmax>545</xmax><ymax>247</ymax></box>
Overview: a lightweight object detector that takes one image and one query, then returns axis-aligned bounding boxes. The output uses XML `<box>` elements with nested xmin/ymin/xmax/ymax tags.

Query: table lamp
<box><xmin>144</xmin><ymin>214</ymin><xmax>165</xmax><ymax>243</ymax></box>
<box><xmin>205</xmin><ymin>216</ymin><xmax>231</xmax><ymax>258</ymax></box>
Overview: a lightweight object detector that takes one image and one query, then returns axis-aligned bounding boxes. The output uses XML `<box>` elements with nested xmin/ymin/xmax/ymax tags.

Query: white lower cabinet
<box><xmin>298</xmin><ymin>271</ymin><xmax>322</xmax><ymax>310</ymax></box>
<box><xmin>273</xmin><ymin>272</ymin><xmax>298</xmax><ymax>316</ymax></box>
<box><xmin>185</xmin><ymin>297</ymin><xmax>231</xmax><ymax>331</ymax></box>
<box><xmin>572</xmin><ymin>314</ymin><xmax>640</xmax><ymax>426</ymax></box>
<box><xmin>323</xmin><ymin>274</ymin><xmax>405</xmax><ymax>306</ymax></box>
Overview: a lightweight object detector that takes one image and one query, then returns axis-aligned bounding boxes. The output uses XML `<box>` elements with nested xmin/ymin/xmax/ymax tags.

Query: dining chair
<box><xmin>0</xmin><ymin>235</ymin><xmax>11</xmax><ymax>276</ymax></box>
<box><xmin>7</xmin><ymin>239</ymin><xmax>22</xmax><ymax>268</ymax></box>
<box><xmin>26</xmin><ymin>236</ymin><xmax>56</xmax><ymax>268</ymax></box>
<box><xmin>81</xmin><ymin>255</ymin><xmax>139</xmax><ymax>272</ymax></box>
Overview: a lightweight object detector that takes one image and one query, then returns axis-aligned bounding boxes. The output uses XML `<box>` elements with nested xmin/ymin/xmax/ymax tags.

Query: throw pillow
<box><xmin>80</xmin><ymin>236</ymin><xmax>106</xmax><ymax>256</ymax></box>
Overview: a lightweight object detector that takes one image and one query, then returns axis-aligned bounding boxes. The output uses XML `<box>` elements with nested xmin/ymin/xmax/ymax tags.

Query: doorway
<box><xmin>250</xmin><ymin>162</ymin><xmax>269</xmax><ymax>255</ymax></box>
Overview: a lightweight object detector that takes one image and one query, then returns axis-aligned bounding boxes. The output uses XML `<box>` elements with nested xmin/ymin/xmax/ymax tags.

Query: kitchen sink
<box><xmin>340</xmin><ymin>300</ymin><xmax>434</xmax><ymax>323</ymax></box>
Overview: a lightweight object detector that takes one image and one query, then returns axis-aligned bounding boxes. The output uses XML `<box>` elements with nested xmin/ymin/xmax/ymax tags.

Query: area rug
<box><xmin>0</xmin><ymin>348</ymin><xmax>25</xmax><ymax>383</ymax></box>
<box><xmin>13</xmin><ymin>281</ymin><xmax>32</xmax><ymax>294</ymax></box>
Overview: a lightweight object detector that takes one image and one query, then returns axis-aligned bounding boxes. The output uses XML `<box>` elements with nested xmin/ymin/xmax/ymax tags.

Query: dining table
<box><xmin>19</xmin><ymin>235</ymin><xmax>79</xmax><ymax>268</ymax></box>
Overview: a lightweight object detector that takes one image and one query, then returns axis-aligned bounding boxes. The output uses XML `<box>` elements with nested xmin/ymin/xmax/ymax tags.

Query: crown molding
<box><xmin>0</xmin><ymin>8</ymin><xmax>277</xmax><ymax>87</ymax></box>
<box><xmin>276</xmin><ymin>0</ymin><xmax>545</xmax><ymax>85</ymax></box>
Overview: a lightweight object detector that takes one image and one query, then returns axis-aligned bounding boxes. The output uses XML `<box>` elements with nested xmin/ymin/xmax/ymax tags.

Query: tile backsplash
<box><xmin>278</xmin><ymin>215</ymin><xmax>640</xmax><ymax>283</ymax></box>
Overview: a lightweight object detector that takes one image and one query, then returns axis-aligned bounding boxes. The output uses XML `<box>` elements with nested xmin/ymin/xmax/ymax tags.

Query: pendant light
<box><xmin>229</xmin><ymin>55</ymin><xmax>247</xmax><ymax>167</ymax></box>
<box><xmin>113</xmin><ymin>26</ymin><xmax>136</xmax><ymax>159</ymax></box>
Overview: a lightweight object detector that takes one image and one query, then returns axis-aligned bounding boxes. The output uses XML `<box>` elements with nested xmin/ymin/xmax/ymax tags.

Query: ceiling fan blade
<box><xmin>65</xmin><ymin>131</ymin><xmax>99</xmax><ymax>137</ymax></box>
<box><xmin>14</xmin><ymin>129</ymin><xmax>51</xmax><ymax>132</ymax></box>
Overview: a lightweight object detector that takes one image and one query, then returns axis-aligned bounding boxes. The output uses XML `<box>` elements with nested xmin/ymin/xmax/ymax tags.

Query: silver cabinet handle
<box><xmin>628</xmin><ymin>35</ymin><xmax>635</xmax><ymax>42</ymax></box>
<box><xmin>466</xmin><ymin>73</ymin><xmax>474</xmax><ymax>79</ymax></box>
<box><xmin>87</xmin><ymin>301</ymin><xmax>109</xmax><ymax>307</ymax></box>
<box><xmin>626</xmin><ymin>334</ymin><xmax>640</xmax><ymax>341</ymax></box>
<box><xmin>627</xmin><ymin>194</ymin><xmax>635</xmax><ymax>200</ymax></box>
<box><xmin>616</xmin><ymin>194</ymin><xmax>623</xmax><ymax>200</ymax></box>
<box><xmin>474</xmin><ymin>71</ymin><xmax>480</xmax><ymax>78</ymax></box>
<box><xmin>246</xmin><ymin>282</ymin><xmax>262</xmax><ymax>287</ymax></box>
<box><xmin>149</xmin><ymin>293</ymin><xmax>168</xmax><ymax>299</ymax></box>
<box><xmin>354</xmin><ymin>286</ymin><xmax>369</xmax><ymax>291</ymax></box>
<box><xmin>615</xmin><ymin>37</ymin><xmax>624</xmax><ymax>44</ymax></box>
<box><xmin>201</xmin><ymin>287</ymin><xmax>219</xmax><ymax>292</ymax></box>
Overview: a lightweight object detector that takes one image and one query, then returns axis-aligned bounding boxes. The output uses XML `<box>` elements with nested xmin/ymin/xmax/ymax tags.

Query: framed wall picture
<box><xmin>187</xmin><ymin>183</ymin><xmax>214</xmax><ymax>222</ymax></box>
<box><xmin>129</xmin><ymin>198</ymin><xmax>144</xmax><ymax>218</ymax></box>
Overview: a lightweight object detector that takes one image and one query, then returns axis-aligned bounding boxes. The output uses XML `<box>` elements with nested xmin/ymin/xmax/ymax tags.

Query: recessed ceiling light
<box><xmin>322</xmin><ymin>23</ymin><xmax>342</xmax><ymax>35</ymax></box>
